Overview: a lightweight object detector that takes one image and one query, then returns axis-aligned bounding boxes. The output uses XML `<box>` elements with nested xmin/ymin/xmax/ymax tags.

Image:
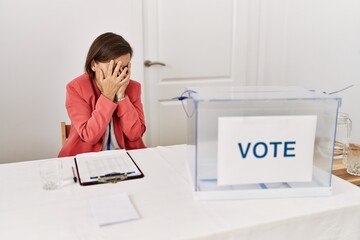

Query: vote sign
<box><xmin>217</xmin><ymin>115</ymin><xmax>317</xmax><ymax>185</ymax></box>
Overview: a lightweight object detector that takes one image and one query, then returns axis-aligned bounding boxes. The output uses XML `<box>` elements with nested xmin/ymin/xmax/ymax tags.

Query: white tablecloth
<box><xmin>1</xmin><ymin>145</ymin><xmax>360</xmax><ymax>240</ymax></box>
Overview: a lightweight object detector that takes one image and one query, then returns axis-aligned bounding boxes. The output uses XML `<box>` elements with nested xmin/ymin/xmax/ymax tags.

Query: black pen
<box><xmin>72</xmin><ymin>166</ymin><xmax>77</xmax><ymax>183</ymax></box>
<box><xmin>90</xmin><ymin>171</ymin><xmax>135</xmax><ymax>180</ymax></box>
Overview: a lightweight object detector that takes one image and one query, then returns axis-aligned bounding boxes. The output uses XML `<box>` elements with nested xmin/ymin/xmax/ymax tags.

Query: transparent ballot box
<box><xmin>185</xmin><ymin>86</ymin><xmax>341</xmax><ymax>200</ymax></box>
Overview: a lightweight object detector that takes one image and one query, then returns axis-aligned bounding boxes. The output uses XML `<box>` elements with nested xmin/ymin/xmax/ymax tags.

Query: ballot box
<box><xmin>185</xmin><ymin>86</ymin><xmax>341</xmax><ymax>200</ymax></box>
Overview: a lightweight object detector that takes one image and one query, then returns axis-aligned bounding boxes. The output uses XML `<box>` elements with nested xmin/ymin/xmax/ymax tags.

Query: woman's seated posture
<box><xmin>58</xmin><ymin>32</ymin><xmax>146</xmax><ymax>157</ymax></box>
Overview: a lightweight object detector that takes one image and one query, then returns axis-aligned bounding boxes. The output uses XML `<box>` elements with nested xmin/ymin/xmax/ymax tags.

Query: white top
<box><xmin>0</xmin><ymin>145</ymin><xmax>359</xmax><ymax>240</ymax></box>
<box><xmin>102</xmin><ymin>118</ymin><xmax>121</xmax><ymax>150</ymax></box>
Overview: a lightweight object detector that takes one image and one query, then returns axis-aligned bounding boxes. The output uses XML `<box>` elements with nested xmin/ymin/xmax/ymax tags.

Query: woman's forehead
<box><xmin>98</xmin><ymin>53</ymin><xmax>131</xmax><ymax>67</ymax></box>
<box><xmin>113</xmin><ymin>54</ymin><xmax>131</xmax><ymax>65</ymax></box>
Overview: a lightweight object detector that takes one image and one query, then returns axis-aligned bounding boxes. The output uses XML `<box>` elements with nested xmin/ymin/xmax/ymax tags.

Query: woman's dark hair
<box><xmin>85</xmin><ymin>32</ymin><xmax>133</xmax><ymax>79</ymax></box>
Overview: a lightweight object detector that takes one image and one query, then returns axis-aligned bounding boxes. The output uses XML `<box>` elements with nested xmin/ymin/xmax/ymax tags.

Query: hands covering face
<box><xmin>94</xmin><ymin>57</ymin><xmax>131</xmax><ymax>101</ymax></box>
<box><xmin>115</xmin><ymin>61</ymin><xmax>131</xmax><ymax>99</ymax></box>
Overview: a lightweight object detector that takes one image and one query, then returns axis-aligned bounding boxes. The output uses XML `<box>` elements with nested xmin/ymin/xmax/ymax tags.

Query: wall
<box><xmin>0</xmin><ymin>0</ymin><xmax>144</xmax><ymax>163</ymax></box>
<box><xmin>248</xmin><ymin>0</ymin><xmax>360</xmax><ymax>143</ymax></box>
<box><xmin>1</xmin><ymin>0</ymin><xmax>359</xmax><ymax>163</ymax></box>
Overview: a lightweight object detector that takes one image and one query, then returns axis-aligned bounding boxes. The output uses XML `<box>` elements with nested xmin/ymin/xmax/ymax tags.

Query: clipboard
<box><xmin>74</xmin><ymin>150</ymin><xmax>144</xmax><ymax>186</ymax></box>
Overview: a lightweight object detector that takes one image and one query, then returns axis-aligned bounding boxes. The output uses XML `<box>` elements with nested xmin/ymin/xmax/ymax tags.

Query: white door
<box><xmin>143</xmin><ymin>0</ymin><xmax>253</xmax><ymax>147</ymax></box>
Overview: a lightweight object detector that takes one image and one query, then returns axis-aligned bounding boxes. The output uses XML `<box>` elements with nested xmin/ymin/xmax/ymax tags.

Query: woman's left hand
<box><xmin>116</xmin><ymin>62</ymin><xmax>131</xmax><ymax>100</ymax></box>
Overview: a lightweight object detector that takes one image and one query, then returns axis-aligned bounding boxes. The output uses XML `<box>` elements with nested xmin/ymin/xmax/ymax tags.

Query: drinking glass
<box><xmin>39</xmin><ymin>159</ymin><xmax>63</xmax><ymax>190</ymax></box>
<box><xmin>346</xmin><ymin>144</ymin><xmax>360</xmax><ymax>176</ymax></box>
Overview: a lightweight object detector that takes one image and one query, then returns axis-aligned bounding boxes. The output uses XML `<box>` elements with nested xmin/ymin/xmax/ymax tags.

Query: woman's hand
<box><xmin>94</xmin><ymin>60</ymin><xmax>123</xmax><ymax>101</ymax></box>
<box><xmin>116</xmin><ymin>62</ymin><xmax>131</xmax><ymax>100</ymax></box>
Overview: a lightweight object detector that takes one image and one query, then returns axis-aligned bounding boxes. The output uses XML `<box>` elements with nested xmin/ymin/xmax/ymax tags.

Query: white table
<box><xmin>1</xmin><ymin>145</ymin><xmax>360</xmax><ymax>240</ymax></box>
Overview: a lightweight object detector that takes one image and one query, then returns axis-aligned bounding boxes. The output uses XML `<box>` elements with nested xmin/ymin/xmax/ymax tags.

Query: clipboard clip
<box><xmin>98</xmin><ymin>174</ymin><xmax>128</xmax><ymax>184</ymax></box>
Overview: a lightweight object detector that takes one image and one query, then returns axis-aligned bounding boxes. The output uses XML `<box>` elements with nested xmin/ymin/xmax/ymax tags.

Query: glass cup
<box><xmin>39</xmin><ymin>159</ymin><xmax>63</xmax><ymax>190</ymax></box>
<box><xmin>334</xmin><ymin>112</ymin><xmax>352</xmax><ymax>164</ymax></box>
<box><xmin>346</xmin><ymin>144</ymin><xmax>360</xmax><ymax>176</ymax></box>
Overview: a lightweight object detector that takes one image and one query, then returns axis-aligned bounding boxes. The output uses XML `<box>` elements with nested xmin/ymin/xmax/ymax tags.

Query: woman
<box><xmin>58</xmin><ymin>32</ymin><xmax>146</xmax><ymax>157</ymax></box>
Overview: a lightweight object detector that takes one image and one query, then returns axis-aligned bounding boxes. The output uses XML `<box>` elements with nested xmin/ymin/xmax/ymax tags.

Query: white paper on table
<box><xmin>89</xmin><ymin>192</ymin><xmax>140</xmax><ymax>226</ymax></box>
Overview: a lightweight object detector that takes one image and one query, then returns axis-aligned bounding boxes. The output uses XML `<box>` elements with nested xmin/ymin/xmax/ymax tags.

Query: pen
<box><xmin>72</xmin><ymin>166</ymin><xmax>77</xmax><ymax>183</ymax></box>
<box><xmin>90</xmin><ymin>171</ymin><xmax>135</xmax><ymax>180</ymax></box>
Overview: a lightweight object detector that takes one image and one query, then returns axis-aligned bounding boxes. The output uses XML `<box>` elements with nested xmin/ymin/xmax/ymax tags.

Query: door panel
<box><xmin>159</xmin><ymin>0</ymin><xmax>233</xmax><ymax>81</ymax></box>
<box><xmin>144</xmin><ymin>0</ymin><xmax>250</xmax><ymax>146</ymax></box>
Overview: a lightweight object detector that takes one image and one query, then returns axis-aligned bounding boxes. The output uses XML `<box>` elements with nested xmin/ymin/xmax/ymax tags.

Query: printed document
<box><xmin>75</xmin><ymin>150</ymin><xmax>142</xmax><ymax>184</ymax></box>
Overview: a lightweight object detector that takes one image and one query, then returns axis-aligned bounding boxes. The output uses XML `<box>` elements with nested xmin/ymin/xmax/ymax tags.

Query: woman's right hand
<box><xmin>94</xmin><ymin>60</ymin><xmax>123</xmax><ymax>101</ymax></box>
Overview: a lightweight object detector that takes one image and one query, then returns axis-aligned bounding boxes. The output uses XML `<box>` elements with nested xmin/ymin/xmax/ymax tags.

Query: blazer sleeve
<box><xmin>65</xmin><ymin>81</ymin><xmax>117</xmax><ymax>144</ymax></box>
<box><xmin>115</xmin><ymin>82</ymin><xmax>146</xmax><ymax>141</ymax></box>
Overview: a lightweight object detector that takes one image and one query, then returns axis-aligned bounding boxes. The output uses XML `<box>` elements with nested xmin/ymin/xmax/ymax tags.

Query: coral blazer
<box><xmin>58</xmin><ymin>73</ymin><xmax>146</xmax><ymax>157</ymax></box>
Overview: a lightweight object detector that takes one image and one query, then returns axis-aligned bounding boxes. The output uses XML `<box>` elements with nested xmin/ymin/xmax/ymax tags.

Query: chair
<box><xmin>60</xmin><ymin>122</ymin><xmax>71</xmax><ymax>147</ymax></box>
